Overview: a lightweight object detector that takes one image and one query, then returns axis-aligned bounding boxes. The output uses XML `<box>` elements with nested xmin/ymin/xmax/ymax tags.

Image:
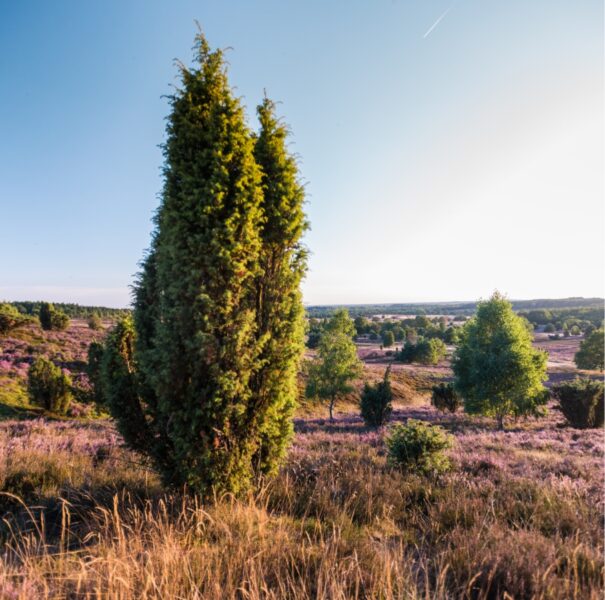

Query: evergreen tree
<box><xmin>102</xmin><ymin>33</ymin><xmax>307</xmax><ymax>498</ymax></box>
<box><xmin>360</xmin><ymin>365</ymin><xmax>393</xmax><ymax>427</ymax></box>
<box><xmin>251</xmin><ymin>97</ymin><xmax>308</xmax><ymax>474</ymax></box>
<box><xmin>453</xmin><ymin>292</ymin><xmax>548</xmax><ymax>429</ymax></box>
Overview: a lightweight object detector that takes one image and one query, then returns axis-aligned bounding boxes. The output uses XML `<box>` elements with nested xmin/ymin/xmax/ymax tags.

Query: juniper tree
<box><xmin>102</xmin><ymin>33</ymin><xmax>307</xmax><ymax>498</ymax></box>
<box><xmin>251</xmin><ymin>97</ymin><xmax>308</xmax><ymax>474</ymax></box>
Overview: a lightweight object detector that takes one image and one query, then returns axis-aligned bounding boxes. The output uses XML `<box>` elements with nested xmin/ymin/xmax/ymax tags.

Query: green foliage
<box><xmin>250</xmin><ymin>96</ymin><xmax>308</xmax><ymax>476</ymax></box>
<box><xmin>360</xmin><ymin>366</ymin><xmax>393</xmax><ymax>427</ymax></box>
<box><xmin>39</xmin><ymin>302</ymin><xmax>70</xmax><ymax>331</ymax></box>
<box><xmin>27</xmin><ymin>357</ymin><xmax>72</xmax><ymax>414</ymax></box>
<box><xmin>39</xmin><ymin>302</ymin><xmax>53</xmax><ymax>330</ymax></box>
<box><xmin>0</xmin><ymin>303</ymin><xmax>28</xmax><ymax>336</ymax></box>
<box><xmin>306</xmin><ymin>310</ymin><xmax>362</xmax><ymax>420</ymax></box>
<box><xmin>574</xmin><ymin>329</ymin><xmax>604</xmax><ymax>370</ymax></box>
<box><xmin>87</xmin><ymin>341</ymin><xmax>105</xmax><ymax>406</ymax></box>
<box><xmin>385</xmin><ymin>419</ymin><xmax>453</xmax><ymax>475</ymax></box>
<box><xmin>553</xmin><ymin>378</ymin><xmax>604</xmax><ymax>429</ymax></box>
<box><xmin>354</xmin><ymin>316</ymin><xmax>370</xmax><ymax>336</ymax></box>
<box><xmin>325</xmin><ymin>308</ymin><xmax>356</xmax><ymax>337</ymax></box>
<box><xmin>431</xmin><ymin>382</ymin><xmax>461</xmax><ymax>413</ymax></box>
<box><xmin>453</xmin><ymin>292</ymin><xmax>548</xmax><ymax>429</ymax></box>
<box><xmin>397</xmin><ymin>338</ymin><xmax>446</xmax><ymax>365</ymax></box>
<box><xmin>544</xmin><ymin>323</ymin><xmax>556</xmax><ymax>333</ymax></box>
<box><xmin>381</xmin><ymin>330</ymin><xmax>395</xmax><ymax>348</ymax></box>
<box><xmin>88</xmin><ymin>313</ymin><xmax>103</xmax><ymax>331</ymax></box>
<box><xmin>102</xmin><ymin>34</ymin><xmax>307</xmax><ymax>499</ymax></box>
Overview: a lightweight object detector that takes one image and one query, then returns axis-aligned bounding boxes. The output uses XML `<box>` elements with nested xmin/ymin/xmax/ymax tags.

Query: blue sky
<box><xmin>1</xmin><ymin>0</ymin><xmax>603</xmax><ymax>307</ymax></box>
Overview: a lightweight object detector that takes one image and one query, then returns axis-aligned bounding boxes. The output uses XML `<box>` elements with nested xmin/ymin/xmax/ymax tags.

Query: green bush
<box><xmin>27</xmin><ymin>357</ymin><xmax>72</xmax><ymax>414</ymax></box>
<box><xmin>0</xmin><ymin>303</ymin><xmax>28</xmax><ymax>336</ymax></box>
<box><xmin>386</xmin><ymin>419</ymin><xmax>453</xmax><ymax>475</ymax></box>
<box><xmin>397</xmin><ymin>338</ymin><xmax>446</xmax><ymax>365</ymax></box>
<box><xmin>553</xmin><ymin>378</ymin><xmax>604</xmax><ymax>429</ymax></box>
<box><xmin>431</xmin><ymin>382</ymin><xmax>461</xmax><ymax>413</ymax></box>
<box><xmin>360</xmin><ymin>366</ymin><xmax>393</xmax><ymax>427</ymax></box>
<box><xmin>381</xmin><ymin>330</ymin><xmax>395</xmax><ymax>348</ymax></box>
<box><xmin>39</xmin><ymin>302</ymin><xmax>70</xmax><ymax>331</ymax></box>
<box><xmin>88</xmin><ymin>313</ymin><xmax>103</xmax><ymax>330</ymax></box>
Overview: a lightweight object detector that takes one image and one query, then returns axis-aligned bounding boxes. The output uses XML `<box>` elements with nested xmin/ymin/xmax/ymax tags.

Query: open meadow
<box><xmin>0</xmin><ymin>319</ymin><xmax>603</xmax><ymax>599</ymax></box>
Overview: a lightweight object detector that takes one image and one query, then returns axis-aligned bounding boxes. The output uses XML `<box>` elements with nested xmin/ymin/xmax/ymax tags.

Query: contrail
<box><xmin>423</xmin><ymin>6</ymin><xmax>452</xmax><ymax>38</ymax></box>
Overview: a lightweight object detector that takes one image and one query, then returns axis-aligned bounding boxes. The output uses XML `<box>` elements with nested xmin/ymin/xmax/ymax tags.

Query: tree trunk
<box><xmin>497</xmin><ymin>414</ymin><xmax>504</xmax><ymax>431</ymax></box>
<box><xmin>329</xmin><ymin>397</ymin><xmax>335</xmax><ymax>422</ymax></box>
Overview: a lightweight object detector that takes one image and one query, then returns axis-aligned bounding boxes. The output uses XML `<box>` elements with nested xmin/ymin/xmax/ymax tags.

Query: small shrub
<box><xmin>27</xmin><ymin>356</ymin><xmax>72</xmax><ymax>414</ymax></box>
<box><xmin>360</xmin><ymin>366</ymin><xmax>393</xmax><ymax>427</ymax></box>
<box><xmin>553</xmin><ymin>378</ymin><xmax>604</xmax><ymax>429</ymax></box>
<box><xmin>431</xmin><ymin>382</ymin><xmax>461</xmax><ymax>413</ymax></box>
<box><xmin>88</xmin><ymin>313</ymin><xmax>103</xmax><ymax>330</ymax></box>
<box><xmin>0</xmin><ymin>303</ymin><xmax>29</xmax><ymax>336</ymax></box>
<box><xmin>39</xmin><ymin>302</ymin><xmax>70</xmax><ymax>331</ymax></box>
<box><xmin>386</xmin><ymin>419</ymin><xmax>453</xmax><ymax>475</ymax></box>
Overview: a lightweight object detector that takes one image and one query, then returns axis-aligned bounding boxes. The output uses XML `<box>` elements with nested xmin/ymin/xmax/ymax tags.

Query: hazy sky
<box><xmin>1</xmin><ymin>1</ymin><xmax>603</xmax><ymax>307</ymax></box>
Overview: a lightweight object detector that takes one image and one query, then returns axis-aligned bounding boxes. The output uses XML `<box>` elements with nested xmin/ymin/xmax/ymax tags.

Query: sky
<box><xmin>1</xmin><ymin>0</ymin><xmax>603</xmax><ymax>307</ymax></box>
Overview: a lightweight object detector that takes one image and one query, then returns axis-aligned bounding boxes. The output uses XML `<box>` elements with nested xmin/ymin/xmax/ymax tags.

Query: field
<box><xmin>0</xmin><ymin>321</ymin><xmax>603</xmax><ymax>599</ymax></box>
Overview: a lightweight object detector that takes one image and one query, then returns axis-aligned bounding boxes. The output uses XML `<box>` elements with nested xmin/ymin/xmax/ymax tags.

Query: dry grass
<box><xmin>0</xmin><ymin>403</ymin><xmax>603</xmax><ymax>600</ymax></box>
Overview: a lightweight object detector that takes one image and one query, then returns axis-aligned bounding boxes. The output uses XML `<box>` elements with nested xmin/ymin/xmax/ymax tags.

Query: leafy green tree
<box><xmin>306</xmin><ymin>310</ymin><xmax>362</xmax><ymax>420</ymax></box>
<box><xmin>360</xmin><ymin>365</ymin><xmax>393</xmax><ymax>427</ymax></box>
<box><xmin>574</xmin><ymin>328</ymin><xmax>604</xmax><ymax>370</ymax></box>
<box><xmin>354</xmin><ymin>316</ymin><xmax>370</xmax><ymax>336</ymax></box>
<box><xmin>102</xmin><ymin>33</ymin><xmax>306</xmax><ymax>498</ymax></box>
<box><xmin>0</xmin><ymin>303</ymin><xmax>28</xmax><ymax>336</ymax></box>
<box><xmin>453</xmin><ymin>292</ymin><xmax>548</xmax><ymax>429</ymax></box>
<box><xmin>325</xmin><ymin>308</ymin><xmax>356</xmax><ymax>337</ymax></box>
<box><xmin>381</xmin><ymin>330</ymin><xmax>395</xmax><ymax>348</ymax></box>
<box><xmin>28</xmin><ymin>357</ymin><xmax>72</xmax><ymax>414</ymax></box>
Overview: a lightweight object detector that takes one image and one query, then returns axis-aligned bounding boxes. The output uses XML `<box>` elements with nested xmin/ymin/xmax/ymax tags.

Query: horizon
<box><xmin>1</xmin><ymin>1</ymin><xmax>603</xmax><ymax>306</ymax></box>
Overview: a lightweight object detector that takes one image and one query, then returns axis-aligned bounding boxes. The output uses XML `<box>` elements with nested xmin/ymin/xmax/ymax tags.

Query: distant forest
<box><xmin>10</xmin><ymin>301</ymin><xmax>130</xmax><ymax>320</ymax></box>
<box><xmin>306</xmin><ymin>298</ymin><xmax>604</xmax><ymax>319</ymax></box>
<box><xmin>8</xmin><ymin>297</ymin><xmax>604</xmax><ymax>325</ymax></box>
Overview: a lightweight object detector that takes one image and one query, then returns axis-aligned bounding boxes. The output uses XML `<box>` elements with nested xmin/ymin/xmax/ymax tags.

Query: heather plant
<box><xmin>102</xmin><ymin>33</ymin><xmax>307</xmax><ymax>498</ymax></box>
<box><xmin>553</xmin><ymin>378</ymin><xmax>604</xmax><ymax>428</ymax></box>
<box><xmin>431</xmin><ymin>382</ymin><xmax>461</xmax><ymax>413</ymax></box>
<box><xmin>0</xmin><ymin>303</ymin><xmax>28</xmax><ymax>336</ymax></box>
<box><xmin>27</xmin><ymin>356</ymin><xmax>72</xmax><ymax>414</ymax></box>
<box><xmin>574</xmin><ymin>328</ymin><xmax>604</xmax><ymax>370</ymax></box>
<box><xmin>360</xmin><ymin>365</ymin><xmax>393</xmax><ymax>427</ymax></box>
<box><xmin>453</xmin><ymin>292</ymin><xmax>548</xmax><ymax>429</ymax></box>
<box><xmin>385</xmin><ymin>419</ymin><xmax>453</xmax><ymax>475</ymax></box>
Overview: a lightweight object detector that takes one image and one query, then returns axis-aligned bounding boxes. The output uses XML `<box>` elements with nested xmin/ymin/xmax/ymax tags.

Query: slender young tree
<box><xmin>306</xmin><ymin>309</ymin><xmax>362</xmax><ymax>421</ymax></box>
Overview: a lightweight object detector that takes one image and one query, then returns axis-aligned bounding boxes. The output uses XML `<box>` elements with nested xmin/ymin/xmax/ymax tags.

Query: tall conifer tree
<box><xmin>102</xmin><ymin>34</ymin><xmax>307</xmax><ymax>498</ymax></box>
<box><xmin>251</xmin><ymin>98</ymin><xmax>308</xmax><ymax>474</ymax></box>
